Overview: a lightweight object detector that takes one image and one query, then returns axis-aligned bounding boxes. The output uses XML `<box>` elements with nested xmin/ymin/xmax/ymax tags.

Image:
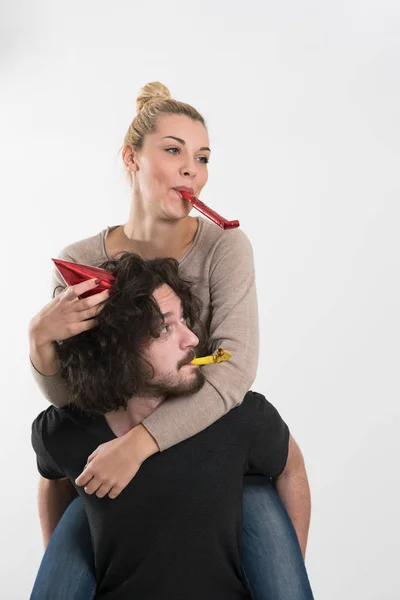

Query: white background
<box><xmin>1</xmin><ymin>1</ymin><xmax>399</xmax><ymax>598</ymax></box>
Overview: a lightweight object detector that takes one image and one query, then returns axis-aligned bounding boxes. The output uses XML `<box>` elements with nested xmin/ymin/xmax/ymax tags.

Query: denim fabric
<box><xmin>30</xmin><ymin>497</ymin><xmax>96</xmax><ymax>600</ymax></box>
<box><xmin>241</xmin><ymin>476</ymin><xmax>314</xmax><ymax>599</ymax></box>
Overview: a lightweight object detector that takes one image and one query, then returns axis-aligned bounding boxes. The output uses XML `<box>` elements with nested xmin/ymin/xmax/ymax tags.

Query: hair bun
<box><xmin>136</xmin><ymin>82</ymin><xmax>171</xmax><ymax>113</ymax></box>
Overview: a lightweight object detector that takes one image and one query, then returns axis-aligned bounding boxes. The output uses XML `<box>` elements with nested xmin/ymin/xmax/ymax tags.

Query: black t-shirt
<box><xmin>32</xmin><ymin>391</ymin><xmax>289</xmax><ymax>600</ymax></box>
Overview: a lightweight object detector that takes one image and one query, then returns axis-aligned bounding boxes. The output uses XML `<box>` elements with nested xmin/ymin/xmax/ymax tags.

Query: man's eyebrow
<box><xmin>161</xmin><ymin>306</ymin><xmax>185</xmax><ymax>320</ymax></box>
<box><xmin>161</xmin><ymin>311</ymin><xmax>173</xmax><ymax>319</ymax></box>
<box><xmin>161</xmin><ymin>136</ymin><xmax>211</xmax><ymax>153</ymax></box>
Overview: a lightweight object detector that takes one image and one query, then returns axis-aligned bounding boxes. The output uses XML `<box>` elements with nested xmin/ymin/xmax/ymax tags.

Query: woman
<box><xmin>29</xmin><ymin>82</ymin><xmax>313</xmax><ymax>599</ymax></box>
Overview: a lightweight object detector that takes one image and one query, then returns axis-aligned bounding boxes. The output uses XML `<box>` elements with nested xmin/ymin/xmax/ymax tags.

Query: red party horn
<box><xmin>180</xmin><ymin>191</ymin><xmax>240</xmax><ymax>230</ymax></box>
<box><xmin>52</xmin><ymin>258</ymin><xmax>115</xmax><ymax>298</ymax></box>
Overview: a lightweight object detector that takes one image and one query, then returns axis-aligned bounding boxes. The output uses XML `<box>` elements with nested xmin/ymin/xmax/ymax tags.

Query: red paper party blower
<box><xmin>180</xmin><ymin>191</ymin><xmax>240</xmax><ymax>230</ymax></box>
<box><xmin>52</xmin><ymin>258</ymin><xmax>115</xmax><ymax>298</ymax></box>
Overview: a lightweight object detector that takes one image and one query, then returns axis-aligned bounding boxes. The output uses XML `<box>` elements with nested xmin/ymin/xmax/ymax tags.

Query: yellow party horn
<box><xmin>191</xmin><ymin>348</ymin><xmax>232</xmax><ymax>365</ymax></box>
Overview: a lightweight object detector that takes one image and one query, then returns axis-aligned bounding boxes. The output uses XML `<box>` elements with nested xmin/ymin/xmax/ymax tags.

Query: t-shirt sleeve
<box><xmin>246</xmin><ymin>392</ymin><xmax>290</xmax><ymax>478</ymax></box>
<box><xmin>143</xmin><ymin>228</ymin><xmax>259</xmax><ymax>451</ymax></box>
<box><xmin>31</xmin><ymin>408</ymin><xmax>66</xmax><ymax>480</ymax></box>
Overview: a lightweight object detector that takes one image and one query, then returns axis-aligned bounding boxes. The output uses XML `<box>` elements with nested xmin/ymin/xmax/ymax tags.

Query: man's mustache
<box><xmin>177</xmin><ymin>349</ymin><xmax>197</xmax><ymax>369</ymax></box>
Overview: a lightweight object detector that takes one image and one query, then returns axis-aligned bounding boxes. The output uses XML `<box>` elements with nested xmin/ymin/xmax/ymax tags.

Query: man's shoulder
<box><xmin>235</xmin><ymin>391</ymin><xmax>272</xmax><ymax>416</ymax></box>
<box><xmin>224</xmin><ymin>391</ymin><xmax>284</xmax><ymax>431</ymax></box>
<box><xmin>32</xmin><ymin>405</ymin><xmax>88</xmax><ymax>444</ymax></box>
<box><xmin>32</xmin><ymin>406</ymin><xmax>105</xmax><ymax>478</ymax></box>
<box><xmin>197</xmin><ymin>392</ymin><xmax>277</xmax><ymax>452</ymax></box>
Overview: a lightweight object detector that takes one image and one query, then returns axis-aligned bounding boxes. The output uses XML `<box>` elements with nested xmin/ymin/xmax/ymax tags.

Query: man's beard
<box><xmin>139</xmin><ymin>349</ymin><xmax>206</xmax><ymax>398</ymax></box>
<box><xmin>141</xmin><ymin>367</ymin><xmax>205</xmax><ymax>399</ymax></box>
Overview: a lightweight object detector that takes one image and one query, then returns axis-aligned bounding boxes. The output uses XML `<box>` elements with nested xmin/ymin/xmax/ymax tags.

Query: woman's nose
<box><xmin>179</xmin><ymin>160</ymin><xmax>196</xmax><ymax>178</ymax></box>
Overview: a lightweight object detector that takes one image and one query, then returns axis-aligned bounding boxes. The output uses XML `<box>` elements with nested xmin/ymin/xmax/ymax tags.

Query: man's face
<box><xmin>141</xmin><ymin>284</ymin><xmax>205</xmax><ymax>397</ymax></box>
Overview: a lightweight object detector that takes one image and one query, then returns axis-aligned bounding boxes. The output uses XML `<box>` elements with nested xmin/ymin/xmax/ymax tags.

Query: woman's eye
<box><xmin>165</xmin><ymin>147</ymin><xmax>208</xmax><ymax>164</ymax></box>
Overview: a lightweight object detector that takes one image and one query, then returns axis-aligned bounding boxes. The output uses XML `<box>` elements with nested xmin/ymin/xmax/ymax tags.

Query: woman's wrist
<box><xmin>29</xmin><ymin>319</ymin><xmax>60</xmax><ymax>376</ymax></box>
<box><xmin>129</xmin><ymin>424</ymin><xmax>159</xmax><ymax>463</ymax></box>
<box><xmin>29</xmin><ymin>314</ymin><xmax>52</xmax><ymax>349</ymax></box>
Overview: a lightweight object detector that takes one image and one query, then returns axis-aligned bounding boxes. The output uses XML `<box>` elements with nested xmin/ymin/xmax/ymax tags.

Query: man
<box><xmin>32</xmin><ymin>253</ymin><xmax>310</xmax><ymax>600</ymax></box>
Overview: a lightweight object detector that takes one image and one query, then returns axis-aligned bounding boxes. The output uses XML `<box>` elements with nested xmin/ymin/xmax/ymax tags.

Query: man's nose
<box><xmin>182</xmin><ymin>325</ymin><xmax>199</xmax><ymax>348</ymax></box>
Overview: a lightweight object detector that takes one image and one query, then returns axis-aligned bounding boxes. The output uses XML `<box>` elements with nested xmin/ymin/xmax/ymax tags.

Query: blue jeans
<box><xmin>31</xmin><ymin>477</ymin><xmax>313</xmax><ymax>599</ymax></box>
<box><xmin>241</xmin><ymin>477</ymin><xmax>313</xmax><ymax>599</ymax></box>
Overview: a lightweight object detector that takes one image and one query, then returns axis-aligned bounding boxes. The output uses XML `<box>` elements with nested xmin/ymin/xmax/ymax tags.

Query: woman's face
<box><xmin>131</xmin><ymin>114</ymin><xmax>210</xmax><ymax>220</ymax></box>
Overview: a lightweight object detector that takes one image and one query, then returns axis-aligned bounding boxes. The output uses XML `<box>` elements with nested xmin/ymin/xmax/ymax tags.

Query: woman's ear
<box><xmin>122</xmin><ymin>144</ymin><xmax>139</xmax><ymax>173</ymax></box>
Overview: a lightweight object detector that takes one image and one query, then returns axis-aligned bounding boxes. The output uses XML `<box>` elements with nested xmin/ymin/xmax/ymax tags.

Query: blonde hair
<box><xmin>123</xmin><ymin>82</ymin><xmax>206</xmax><ymax>178</ymax></box>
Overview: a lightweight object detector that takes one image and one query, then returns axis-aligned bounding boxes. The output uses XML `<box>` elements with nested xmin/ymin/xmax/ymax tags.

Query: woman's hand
<box><xmin>30</xmin><ymin>278</ymin><xmax>109</xmax><ymax>346</ymax></box>
<box><xmin>75</xmin><ymin>425</ymin><xmax>159</xmax><ymax>499</ymax></box>
<box><xmin>29</xmin><ymin>279</ymin><xmax>109</xmax><ymax>375</ymax></box>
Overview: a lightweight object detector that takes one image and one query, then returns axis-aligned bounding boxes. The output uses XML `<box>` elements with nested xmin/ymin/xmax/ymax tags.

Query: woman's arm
<box><xmin>29</xmin><ymin>264</ymin><xmax>108</xmax><ymax>407</ymax></box>
<box><xmin>143</xmin><ymin>228</ymin><xmax>259</xmax><ymax>450</ymax></box>
<box><xmin>69</xmin><ymin>228</ymin><xmax>259</xmax><ymax>498</ymax></box>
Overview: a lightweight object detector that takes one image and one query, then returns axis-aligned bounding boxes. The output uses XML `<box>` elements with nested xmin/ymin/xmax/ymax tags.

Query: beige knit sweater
<box><xmin>31</xmin><ymin>217</ymin><xmax>259</xmax><ymax>451</ymax></box>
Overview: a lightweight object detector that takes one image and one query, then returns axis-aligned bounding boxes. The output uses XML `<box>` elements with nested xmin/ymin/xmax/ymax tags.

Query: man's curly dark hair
<box><xmin>58</xmin><ymin>253</ymin><xmax>207</xmax><ymax>414</ymax></box>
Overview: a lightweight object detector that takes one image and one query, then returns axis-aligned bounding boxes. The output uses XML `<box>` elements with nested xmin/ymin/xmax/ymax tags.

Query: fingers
<box><xmin>63</xmin><ymin>278</ymin><xmax>103</xmax><ymax>299</ymax></box>
<box><xmin>83</xmin><ymin>478</ymin><xmax>102</xmax><ymax>496</ymax></box>
<box><xmin>75</xmin><ymin>289</ymin><xmax>110</xmax><ymax>313</ymax></box>
<box><xmin>82</xmin><ymin>479</ymin><xmax>121</xmax><ymax>499</ymax></box>
<box><xmin>77</xmin><ymin>318</ymin><xmax>99</xmax><ymax>333</ymax></box>
<box><xmin>80</xmin><ymin>474</ymin><xmax>116</xmax><ymax>498</ymax></box>
<box><xmin>57</xmin><ymin>286</ymin><xmax>108</xmax><ymax>338</ymax></box>
<box><xmin>108</xmin><ymin>485</ymin><xmax>123</xmax><ymax>500</ymax></box>
<box><xmin>75</xmin><ymin>463</ymin><xmax>123</xmax><ymax>500</ymax></box>
<box><xmin>94</xmin><ymin>483</ymin><xmax>112</xmax><ymax>499</ymax></box>
<box><xmin>76</xmin><ymin>458</ymin><xmax>114</xmax><ymax>497</ymax></box>
<box><xmin>77</xmin><ymin>304</ymin><xmax>104</xmax><ymax>321</ymax></box>
<box><xmin>59</xmin><ymin>316</ymin><xmax>98</xmax><ymax>339</ymax></box>
<box><xmin>75</xmin><ymin>465</ymin><xmax>94</xmax><ymax>488</ymax></box>
<box><xmin>63</xmin><ymin>284</ymin><xmax>109</xmax><ymax>307</ymax></box>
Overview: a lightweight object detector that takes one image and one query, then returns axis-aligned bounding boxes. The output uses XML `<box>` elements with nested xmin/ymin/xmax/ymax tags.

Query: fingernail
<box><xmin>94</xmin><ymin>279</ymin><xmax>101</xmax><ymax>285</ymax></box>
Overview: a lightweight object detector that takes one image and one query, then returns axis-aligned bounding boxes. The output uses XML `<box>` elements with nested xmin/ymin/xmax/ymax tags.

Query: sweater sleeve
<box><xmin>29</xmin><ymin>253</ymin><xmax>72</xmax><ymax>408</ymax></box>
<box><xmin>143</xmin><ymin>229</ymin><xmax>259</xmax><ymax>451</ymax></box>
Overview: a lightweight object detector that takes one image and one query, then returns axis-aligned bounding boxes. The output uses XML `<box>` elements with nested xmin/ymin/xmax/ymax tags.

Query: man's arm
<box><xmin>32</xmin><ymin>409</ymin><xmax>78</xmax><ymax>547</ymax></box>
<box><xmin>38</xmin><ymin>476</ymin><xmax>78</xmax><ymax>548</ymax></box>
<box><xmin>275</xmin><ymin>435</ymin><xmax>311</xmax><ymax>559</ymax></box>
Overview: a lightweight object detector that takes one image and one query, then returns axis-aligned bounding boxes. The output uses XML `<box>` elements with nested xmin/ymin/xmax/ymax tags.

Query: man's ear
<box><xmin>122</xmin><ymin>144</ymin><xmax>139</xmax><ymax>173</ymax></box>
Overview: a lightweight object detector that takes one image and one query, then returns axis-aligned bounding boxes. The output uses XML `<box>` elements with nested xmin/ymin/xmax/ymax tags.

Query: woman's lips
<box><xmin>173</xmin><ymin>186</ymin><xmax>195</xmax><ymax>196</ymax></box>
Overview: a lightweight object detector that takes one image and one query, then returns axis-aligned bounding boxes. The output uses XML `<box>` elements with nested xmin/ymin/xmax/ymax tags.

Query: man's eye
<box><xmin>160</xmin><ymin>324</ymin><xmax>169</xmax><ymax>334</ymax></box>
